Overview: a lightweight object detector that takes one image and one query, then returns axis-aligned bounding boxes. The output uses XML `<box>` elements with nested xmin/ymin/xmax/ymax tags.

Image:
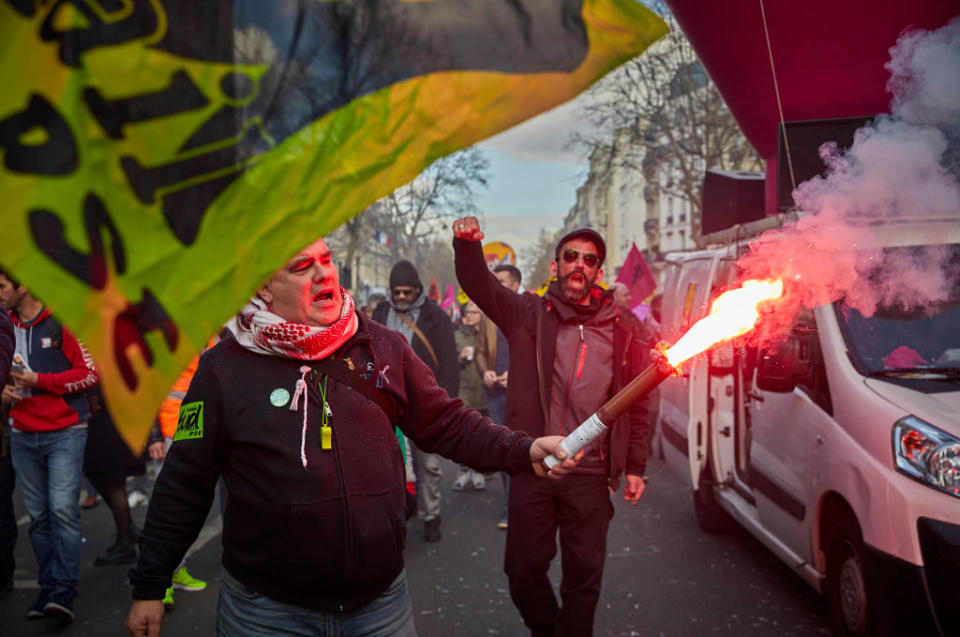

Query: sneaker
<box><xmin>423</xmin><ymin>516</ymin><xmax>442</xmax><ymax>543</ymax></box>
<box><xmin>497</xmin><ymin>517</ymin><xmax>508</xmax><ymax>530</ymax></box>
<box><xmin>162</xmin><ymin>586</ymin><xmax>175</xmax><ymax>608</ymax></box>
<box><xmin>95</xmin><ymin>534</ymin><xmax>137</xmax><ymax>566</ymax></box>
<box><xmin>81</xmin><ymin>492</ymin><xmax>99</xmax><ymax>509</ymax></box>
<box><xmin>127</xmin><ymin>489</ymin><xmax>149</xmax><ymax>508</ymax></box>
<box><xmin>43</xmin><ymin>592</ymin><xmax>75</xmax><ymax>624</ymax></box>
<box><xmin>172</xmin><ymin>565</ymin><xmax>207</xmax><ymax>591</ymax></box>
<box><xmin>471</xmin><ymin>473</ymin><xmax>486</xmax><ymax>490</ymax></box>
<box><xmin>452</xmin><ymin>470</ymin><xmax>470</xmax><ymax>491</ymax></box>
<box><xmin>26</xmin><ymin>591</ymin><xmax>49</xmax><ymax>619</ymax></box>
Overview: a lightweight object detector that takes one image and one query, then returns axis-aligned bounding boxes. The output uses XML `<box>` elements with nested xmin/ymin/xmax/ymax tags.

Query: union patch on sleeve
<box><xmin>174</xmin><ymin>401</ymin><xmax>204</xmax><ymax>441</ymax></box>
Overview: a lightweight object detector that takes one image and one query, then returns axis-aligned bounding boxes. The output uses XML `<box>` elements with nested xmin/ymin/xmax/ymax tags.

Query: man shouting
<box><xmin>453</xmin><ymin>218</ymin><xmax>651</xmax><ymax>637</ymax></box>
<box><xmin>126</xmin><ymin>237</ymin><xmax>578</xmax><ymax>637</ymax></box>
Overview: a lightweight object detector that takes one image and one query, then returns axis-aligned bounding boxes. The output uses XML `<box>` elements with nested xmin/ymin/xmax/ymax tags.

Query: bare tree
<box><xmin>379</xmin><ymin>147</ymin><xmax>490</xmax><ymax>266</ymax></box>
<box><xmin>324</xmin><ymin>200</ymin><xmax>395</xmax><ymax>291</ymax></box>
<box><xmin>331</xmin><ymin>213</ymin><xmax>375</xmax><ymax>289</ymax></box>
<box><xmin>571</xmin><ymin>11</ymin><xmax>762</xmax><ymax>241</ymax></box>
<box><xmin>522</xmin><ymin>226</ymin><xmax>563</xmax><ymax>292</ymax></box>
<box><xmin>325</xmin><ymin>148</ymin><xmax>488</xmax><ymax>294</ymax></box>
<box><xmin>415</xmin><ymin>236</ymin><xmax>457</xmax><ymax>304</ymax></box>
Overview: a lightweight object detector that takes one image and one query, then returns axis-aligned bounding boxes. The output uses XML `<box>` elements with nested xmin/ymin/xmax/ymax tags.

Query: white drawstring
<box><xmin>290</xmin><ymin>365</ymin><xmax>311</xmax><ymax>469</ymax></box>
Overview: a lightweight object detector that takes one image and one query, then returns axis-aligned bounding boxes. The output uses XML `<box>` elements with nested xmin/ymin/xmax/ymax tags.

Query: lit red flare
<box><xmin>666</xmin><ymin>279</ymin><xmax>784</xmax><ymax>368</ymax></box>
<box><xmin>544</xmin><ymin>278</ymin><xmax>784</xmax><ymax>469</ymax></box>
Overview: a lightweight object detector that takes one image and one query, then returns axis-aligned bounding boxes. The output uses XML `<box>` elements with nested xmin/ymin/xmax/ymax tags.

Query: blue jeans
<box><xmin>217</xmin><ymin>568</ymin><xmax>417</xmax><ymax>636</ymax></box>
<box><xmin>10</xmin><ymin>426</ymin><xmax>87</xmax><ymax>596</ymax></box>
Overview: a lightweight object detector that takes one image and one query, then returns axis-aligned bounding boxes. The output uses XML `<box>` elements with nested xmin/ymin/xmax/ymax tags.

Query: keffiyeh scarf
<box><xmin>229</xmin><ymin>290</ymin><xmax>359</xmax><ymax>360</ymax></box>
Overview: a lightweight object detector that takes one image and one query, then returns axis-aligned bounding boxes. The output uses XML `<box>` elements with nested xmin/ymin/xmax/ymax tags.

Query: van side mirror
<box><xmin>756</xmin><ymin>336</ymin><xmax>806</xmax><ymax>393</ymax></box>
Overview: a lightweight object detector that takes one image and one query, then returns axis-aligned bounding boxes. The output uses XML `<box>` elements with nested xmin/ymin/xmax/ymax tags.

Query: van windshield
<box><xmin>834</xmin><ymin>244</ymin><xmax>960</xmax><ymax>379</ymax></box>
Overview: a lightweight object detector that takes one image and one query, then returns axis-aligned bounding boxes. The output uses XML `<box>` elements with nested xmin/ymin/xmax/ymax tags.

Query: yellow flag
<box><xmin>0</xmin><ymin>1</ymin><xmax>667</xmax><ymax>449</ymax></box>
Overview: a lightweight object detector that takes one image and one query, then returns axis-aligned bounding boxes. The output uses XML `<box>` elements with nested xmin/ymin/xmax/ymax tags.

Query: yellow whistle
<box><xmin>321</xmin><ymin>426</ymin><xmax>332</xmax><ymax>450</ymax></box>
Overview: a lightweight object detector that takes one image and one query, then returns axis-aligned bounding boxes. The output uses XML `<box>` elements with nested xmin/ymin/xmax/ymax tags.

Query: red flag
<box><xmin>428</xmin><ymin>277</ymin><xmax>440</xmax><ymax>302</ymax></box>
<box><xmin>616</xmin><ymin>244</ymin><xmax>657</xmax><ymax>305</ymax></box>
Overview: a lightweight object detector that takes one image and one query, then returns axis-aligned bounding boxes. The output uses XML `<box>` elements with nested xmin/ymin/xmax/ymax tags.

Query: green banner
<box><xmin>0</xmin><ymin>0</ymin><xmax>667</xmax><ymax>449</ymax></box>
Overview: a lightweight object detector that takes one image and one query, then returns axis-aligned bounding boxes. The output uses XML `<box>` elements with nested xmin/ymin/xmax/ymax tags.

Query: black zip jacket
<box><xmin>129</xmin><ymin>314</ymin><xmax>534</xmax><ymax>611</ymax></box>
<box><xmin>454</xmin><ymin>237</ymin><xmax>651</xmax><ymax>488</ymax></box>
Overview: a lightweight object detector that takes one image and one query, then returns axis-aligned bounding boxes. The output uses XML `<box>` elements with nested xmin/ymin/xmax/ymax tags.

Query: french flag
<box><xmin>375</xmin><ymin>229</ymin><xmax>392</xmax><ymax>247</ymax></box>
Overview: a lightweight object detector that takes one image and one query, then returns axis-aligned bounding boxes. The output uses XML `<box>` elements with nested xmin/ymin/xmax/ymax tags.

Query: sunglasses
<box><xmin>561</xmin><ymin>249</ymin><xmax>599</xmax><ymax>267</ymax></box>
<box><xmin>392</xmin><ymin>287</ymin><xmax>417</xmax><ymax>297</ymax></box>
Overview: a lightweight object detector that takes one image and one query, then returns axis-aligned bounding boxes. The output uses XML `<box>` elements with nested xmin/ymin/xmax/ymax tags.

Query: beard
<box><xmin>394</xmin><ymin>291</ymin><xmax>419</xmax><ymax>311</ymax></box>
<box><xmin>559</xmin><ymin>269</ymin><xmax>596</xmax><ymax>302</ymax></box>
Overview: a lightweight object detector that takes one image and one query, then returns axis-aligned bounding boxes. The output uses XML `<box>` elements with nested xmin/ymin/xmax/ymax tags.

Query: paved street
<box><xmin>0</xmin><ymin>455</ymin><xmax>831</xmax><ymax>636</ymax></box>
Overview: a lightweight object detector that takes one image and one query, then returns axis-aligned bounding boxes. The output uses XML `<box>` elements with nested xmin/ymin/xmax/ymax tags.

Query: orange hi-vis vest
<box><xmin>157</xmin><ymin>337</ymin><xmax>218</xmax><ymax>439</ymax></box>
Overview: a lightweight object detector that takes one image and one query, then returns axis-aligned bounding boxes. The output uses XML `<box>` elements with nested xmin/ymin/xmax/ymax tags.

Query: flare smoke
<box><xmin>738</xmin><ymin>17</ymin><xmax>960</xmax><ymax>343</ymax></box>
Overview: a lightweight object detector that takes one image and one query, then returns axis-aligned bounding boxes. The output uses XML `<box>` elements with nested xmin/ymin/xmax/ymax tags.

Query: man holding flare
<box><xmin>453</xmin><ymin>217</ymin><xmax>652</xmax><ymax>637</ymax></box>
<box><xmin>125</xmin><ymin>237</ymin><xmax>578</xmax><ymax>637</ymax></box>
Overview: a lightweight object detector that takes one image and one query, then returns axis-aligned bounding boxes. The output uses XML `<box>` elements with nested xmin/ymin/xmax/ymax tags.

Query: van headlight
<box><xmin>893</xmin><ymin>416</ymin><xmax>960</xmax><ymax>498</ymax></box>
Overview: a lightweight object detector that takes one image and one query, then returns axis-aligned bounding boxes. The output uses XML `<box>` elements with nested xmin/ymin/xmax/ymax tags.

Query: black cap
<box><xmin>389</xmin><ymin>260</ymin><xmax>422</xmax><ymax>290</ymax></box>
<box><xmin>555</xmin><ymin>228</ymin><xmax>606</xmax><ymax>266</ymax></box>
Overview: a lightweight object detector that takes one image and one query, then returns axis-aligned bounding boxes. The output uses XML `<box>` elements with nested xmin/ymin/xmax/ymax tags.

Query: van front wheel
<box><xmin>826</xmin><ymin>514</ymin><xmax>872</xmax><ymax>637</ymax></box>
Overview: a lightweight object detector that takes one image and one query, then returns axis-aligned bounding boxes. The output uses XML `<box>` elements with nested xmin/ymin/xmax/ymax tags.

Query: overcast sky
<box><xmin>473</xmin><ymin>92</ymin><xmax>600</xmax><ymax>267</ymax></box>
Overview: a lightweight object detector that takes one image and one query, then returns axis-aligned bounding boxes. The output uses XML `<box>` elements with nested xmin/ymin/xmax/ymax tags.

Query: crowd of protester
<box><xmin>0</xmin><ymin>224</ymin><xmax>662</xmax><ymax>636</ymax></box>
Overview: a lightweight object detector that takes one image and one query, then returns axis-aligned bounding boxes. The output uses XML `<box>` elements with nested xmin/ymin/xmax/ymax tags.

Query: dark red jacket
<box><xmin>130</xmin><ymin>314</ymin><xmax>534</xmax><ymax>611</ymax></box>
<box><xmin>455</xmin><ymin>238</ymin><xmax>652</xmax><ymax>488</ymax></box>
<box><xmin>7</xmin><ymin>308</ymin><xmax>99</xmax><ymax>432</ymax></box>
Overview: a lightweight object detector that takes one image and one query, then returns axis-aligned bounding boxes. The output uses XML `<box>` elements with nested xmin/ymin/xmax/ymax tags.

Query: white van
<box><xmin>657</xmin><ymin>216</ymin><xmax>960</xmax><ymax>637</ymax></box>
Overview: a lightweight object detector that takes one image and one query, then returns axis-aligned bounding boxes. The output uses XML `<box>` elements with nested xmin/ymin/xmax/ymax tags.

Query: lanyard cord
<box><xmin>319</xmin><ymin>375</ymin><xmax>330</xmax><ymax>427</ymax></box>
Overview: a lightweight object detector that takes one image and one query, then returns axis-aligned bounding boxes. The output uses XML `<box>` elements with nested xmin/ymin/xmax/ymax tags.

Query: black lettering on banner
<box><xmin>122</xmin><ymin>143</ymin><xmax>244</xmax><ymax>205</ymax></box>
<box><xmin>28</xmin><ymin>193</ymin><xmax>127</xmax><ymax>289</ymax></box>
<box><xmin>113</xmin><ymin>287</ymin><xmax>179</xmax><ymax>390</ymax></box>
<box><xmin>120</xmin><ymin>122</ymin><xmax>270</xmax><ymax>245</ymax></box>
<box><xmin>83</xmin><ymin>70</ymin><xmax>209</xmax><ymax>139</ymax></box>
<box><xmin>177</xmin><ymin>70</ymin><xmax>261</xmax><ymax>153</ymax></box>
<box><xmin>5</xmin><ymin>0</ymin><xmax>36</xmax><ymax>17</ymax></box>
<box><xmin>39</xmin><ymin>0</ymin><xmax>160</xmax><ymax>67</ymax></box>
<box><xmin>0</xmin><ymin>94</ymin><xmax>78</xmax><ymax>175</ymax></box>
<box><xmin>157</xmin><ymin>171</ymin><xmax>245</xmax><ymax>245</ymax></box>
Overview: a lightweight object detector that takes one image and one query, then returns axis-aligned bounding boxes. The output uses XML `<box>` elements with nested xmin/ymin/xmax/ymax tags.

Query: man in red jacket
<box><xmin>0</xmin><ymin>270</ymin><xmax>99</xmax><ymax>624</ymax></box>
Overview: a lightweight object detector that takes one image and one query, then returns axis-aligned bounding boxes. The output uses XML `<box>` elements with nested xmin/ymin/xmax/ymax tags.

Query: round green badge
<box><xmin>269</xmin><ymin>388</ymin><xmax>291</xmax><ymax>407</ymax></box>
